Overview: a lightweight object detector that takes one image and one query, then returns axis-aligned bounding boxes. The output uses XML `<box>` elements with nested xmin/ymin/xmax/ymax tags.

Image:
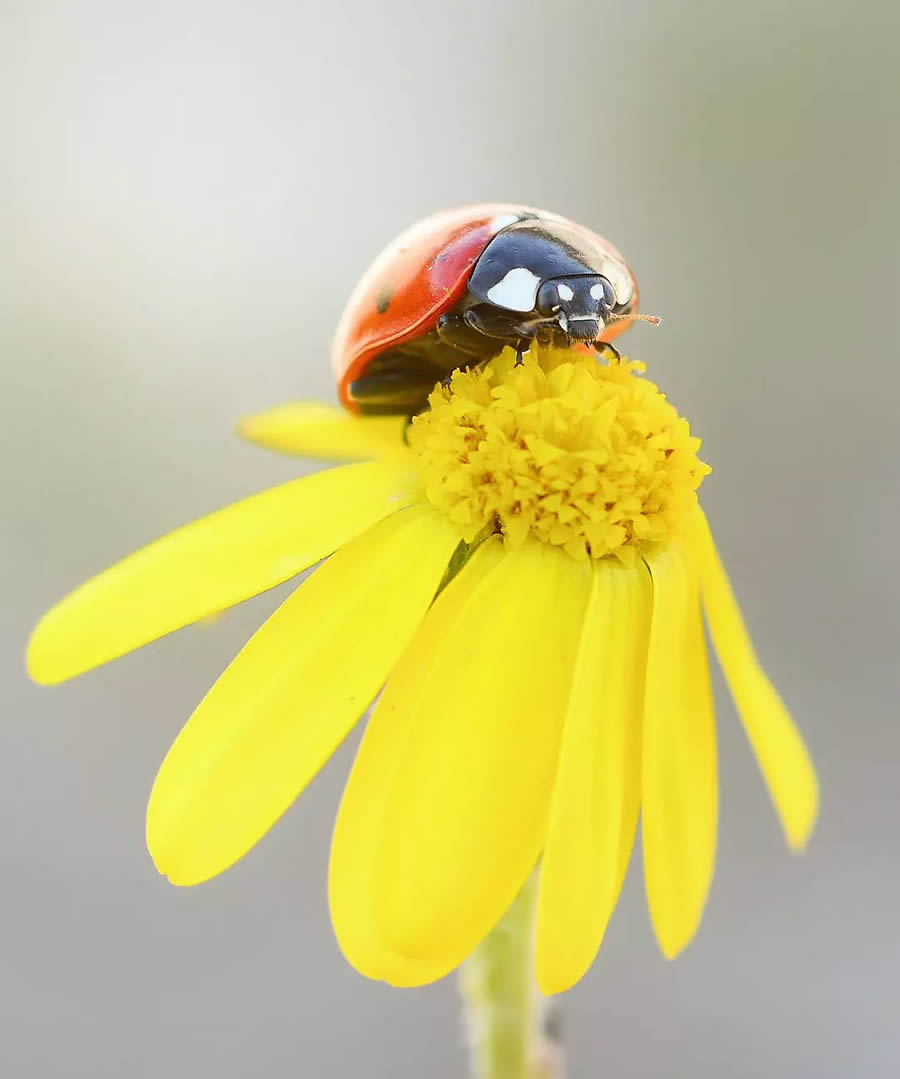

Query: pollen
<box><xmin>408</xmin><ymin>347</ymin><xmax>711</xmax><ymax>563</ymax></box>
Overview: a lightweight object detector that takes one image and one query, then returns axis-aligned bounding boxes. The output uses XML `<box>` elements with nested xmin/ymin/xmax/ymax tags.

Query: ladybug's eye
<box><xmin>536</xmin><ymin>280</ymin><xmax>565</xmax><ymax>315</ymax></box>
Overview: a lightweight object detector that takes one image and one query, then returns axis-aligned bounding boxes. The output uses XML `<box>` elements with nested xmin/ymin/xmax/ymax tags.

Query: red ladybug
<box><xmin>332</xmin><ymin>203</ymin><xmax>650</xmax><ymax>415</ymax></box>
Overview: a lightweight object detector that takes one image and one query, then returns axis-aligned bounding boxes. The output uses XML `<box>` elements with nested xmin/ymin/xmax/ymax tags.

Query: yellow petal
<box><xmin>330</xmin><ymin>538</ymin><xmax>591</xmax><ymax>986</ymax></box>
<box><xmin>238</xmin><ymin>401</ymin><xmax>408</xmax><ymax>460</ymax></box>
<box><xmin>642</xmin><ymin>542</ymin><xmax>718</xmax><ymax>959</ymax></box>
<box><xmin>536</xmin><ymin>559</ymin><xmax>651</xmax><ymax>994</ymax></box>
<box><xmin>27</xmin><ymin>460</ymin><xmax>415</xmax><ymax>684</ymax></box>
<box><xmin>328</xmin><ymin>539</ymin><xmax>504</xmax><ymax>987</ymax></box>
<box><xmin>691</xmin><ymin>508</ymin><xmax>819</xmax><ymax>849</ymax></box>
<box><xmin>147</xmin><ymin>505</ymin><xmax>460</xmax><ymax>886</ymax></box>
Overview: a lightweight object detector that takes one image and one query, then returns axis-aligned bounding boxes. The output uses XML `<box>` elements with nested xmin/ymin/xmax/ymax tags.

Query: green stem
<box><xmin>459</xmin><ymin>872</ymin><xmax>564</xmax><ymax>1079</ymax></box>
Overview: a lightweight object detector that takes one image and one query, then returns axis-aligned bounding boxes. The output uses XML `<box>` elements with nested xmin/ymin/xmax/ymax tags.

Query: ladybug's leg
<box><xmin>439</xmin><ymin>306</ymin><xmax>542</xmax><ymax>371</ymax></box>
<box><xmin>402</xmin><ymin>414</ymin><xmax>415</xmax><ymax>446</ymax></box>
<box><xmin>462</xmin><ymin>305</ymin><xmax>545</xmax><ymax>367</ymax></box>
<box><xmin>462</xmin><ymin>304</ymin><xmax>544</xmax><ymax>342</ymax></box>
<box><xmin>435</xmin><ymin>311</ymin><xmax>503</xmax><ymax>360</ymax></box>
<box><xmin>595</xmin><ymin>340</ymin><xmax>622</xmax><ymax>364</ymax></box>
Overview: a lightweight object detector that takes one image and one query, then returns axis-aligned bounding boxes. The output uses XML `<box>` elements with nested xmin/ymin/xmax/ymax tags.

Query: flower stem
<box><xmin>459</xmin><ymin>872</ymin><xmax>564</xmax><ymax>1079</ymax></box>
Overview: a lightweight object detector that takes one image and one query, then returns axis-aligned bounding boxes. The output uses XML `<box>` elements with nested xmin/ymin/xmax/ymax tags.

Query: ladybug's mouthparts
<box><xmin>559</xmin><ymin>314</ymin><xmax>604</xmax><ymax>341</ymax></box>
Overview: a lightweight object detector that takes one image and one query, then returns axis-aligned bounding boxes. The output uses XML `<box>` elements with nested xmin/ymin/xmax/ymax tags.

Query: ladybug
<box><xmin>332</xmin><ymin>203</ymin><xmax>654</xmax><ymax>415</ymax></box>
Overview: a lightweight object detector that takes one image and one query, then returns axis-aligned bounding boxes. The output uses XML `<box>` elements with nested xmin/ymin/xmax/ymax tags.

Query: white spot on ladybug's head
<box><xmin>489</xmin><ymin>213</ymin><xmax>520</xmax><ymax>234</ymax></box>
<box><xmin>556</xmin><ymin>283</ymin><xmax>575</xmax><ymax>301</ymax></box>
<box><xmin>486</xmin><ymin>267</ymin><xmax>542</xmax><ymax>313</ymax></box>
<box><xmin>590</xmin><ymin>283</ymin><xmax>605</xmax><ymax>300</ymax></box>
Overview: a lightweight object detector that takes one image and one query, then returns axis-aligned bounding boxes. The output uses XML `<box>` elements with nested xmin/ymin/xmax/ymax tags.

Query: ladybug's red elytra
<box><xmin>332</xmin><ymin>204</ymin><xmax>647</xmax><ymax>415</ymax></box>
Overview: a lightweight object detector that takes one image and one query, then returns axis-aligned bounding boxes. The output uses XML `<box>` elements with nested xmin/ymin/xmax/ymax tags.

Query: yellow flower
<box><xmin>27</xmin><ymin>347</ymin><xmax>818</xmax><ymax>995</ymax></box>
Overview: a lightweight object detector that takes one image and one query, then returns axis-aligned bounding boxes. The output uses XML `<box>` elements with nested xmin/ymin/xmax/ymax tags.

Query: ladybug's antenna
<box><xmin>607</xmin><ymin>311</ymin><xmax>662</xmax><ymax>326</ymax></box>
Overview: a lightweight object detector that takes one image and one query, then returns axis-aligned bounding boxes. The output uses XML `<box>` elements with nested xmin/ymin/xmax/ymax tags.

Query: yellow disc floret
<box><xmin>409</xmin><ymin>347</ymin><xmax>711</xmax><ymax>563</ymax></box>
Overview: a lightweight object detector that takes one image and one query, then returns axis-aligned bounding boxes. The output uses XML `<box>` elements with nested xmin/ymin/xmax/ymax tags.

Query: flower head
<box><xmin>412</xmin><ymin>351</ymin><xmax>709</xmax><ymax>561</ymax></box>
<box><xmin>28</xmin><ymin>346</ymin><xmax>818</xmax><ymax>994</ymax></box>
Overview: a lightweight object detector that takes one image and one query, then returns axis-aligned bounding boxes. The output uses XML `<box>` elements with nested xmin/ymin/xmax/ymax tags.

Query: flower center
<box><xmin>408</xmin><ymin>347</ymin><xmax>710</xmax><ymax>563</ymax></box>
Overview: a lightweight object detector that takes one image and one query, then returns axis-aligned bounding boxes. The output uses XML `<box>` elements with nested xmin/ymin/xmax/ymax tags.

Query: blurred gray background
<box><xmin>3</xmin><ymin>1</ymin><xmax>899</xmax><ymax>1076</ymax></box>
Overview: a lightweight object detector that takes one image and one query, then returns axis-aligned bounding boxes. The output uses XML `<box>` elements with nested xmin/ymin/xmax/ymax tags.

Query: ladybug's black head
<box><xmin>535</xmin><ymin>275</ymin><xmax>617</xmax><ymax>342</ymax></box>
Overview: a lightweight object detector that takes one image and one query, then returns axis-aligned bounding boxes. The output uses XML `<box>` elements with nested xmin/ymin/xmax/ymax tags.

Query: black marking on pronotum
<box><xmin>375</xmin><ymin>284</ymin><xmax>394</xmax><ymax>315</ymax></box>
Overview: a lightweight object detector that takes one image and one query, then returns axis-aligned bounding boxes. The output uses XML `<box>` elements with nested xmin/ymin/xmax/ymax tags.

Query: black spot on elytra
<box><xmin>375</xmin><ymin>284</ymin><xmax>394</xmax><ymax>314</ymax></box>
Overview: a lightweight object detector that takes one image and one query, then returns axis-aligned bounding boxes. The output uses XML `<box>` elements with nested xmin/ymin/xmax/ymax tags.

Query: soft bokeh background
<box><xmin>3</xmin><ymin>1</ymin><xmax>899</xmax><ymax>1076</ymax></box>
